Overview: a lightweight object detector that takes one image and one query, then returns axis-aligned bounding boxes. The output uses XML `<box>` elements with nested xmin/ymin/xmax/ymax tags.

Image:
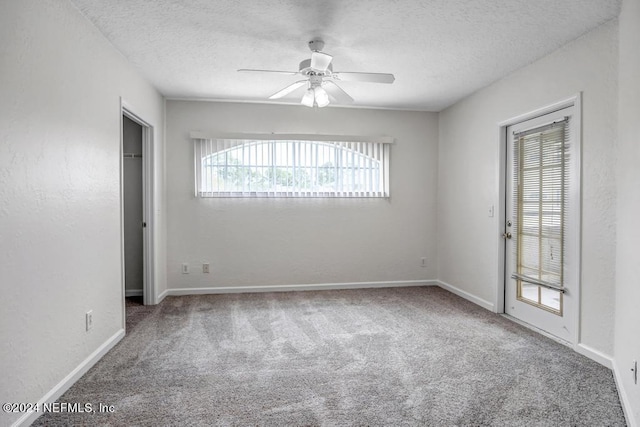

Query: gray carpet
<box><xmin>34</xmin><ymin>287</ymin><xmax>625</xmax><ymax>426</ymax></box>
<box><xmin>125</xmin><ymin>296</ymin><xmax>153</xmax><ymax>332</ymax></box>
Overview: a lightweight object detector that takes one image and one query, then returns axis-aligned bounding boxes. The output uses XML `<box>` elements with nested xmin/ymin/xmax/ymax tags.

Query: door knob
<box><xmin>502</xmin><ymin>232</ymin><xmax>512</xmax><ymax>239</ymax></box>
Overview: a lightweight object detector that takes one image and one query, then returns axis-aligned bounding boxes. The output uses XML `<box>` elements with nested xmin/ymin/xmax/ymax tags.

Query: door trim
<box><xmin>120</xmin><ymin>98</ymin><xmax>156</xmax><ymax>314</ymax></box>
<box><xmin>496</xmin><ymin>93</ymin><xmax>582</xmax><ymax>347</ymax></box>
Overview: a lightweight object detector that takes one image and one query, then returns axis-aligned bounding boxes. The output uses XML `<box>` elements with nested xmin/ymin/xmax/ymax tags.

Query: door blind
<box><xmin>512</xmin><ymin>119</ymin><xmax>569</xmax><ymax>298</ymax></box>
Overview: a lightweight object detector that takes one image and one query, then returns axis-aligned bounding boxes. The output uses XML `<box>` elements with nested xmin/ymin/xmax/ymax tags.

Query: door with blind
<box><xmin>504</xmin><ymin>105</ymin><xmax>578</xmax><ymax>342</ymax></box>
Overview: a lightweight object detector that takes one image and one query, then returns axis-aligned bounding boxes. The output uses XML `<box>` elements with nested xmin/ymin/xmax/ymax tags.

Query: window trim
<box><xmin>189</xmin><ymin>132</ymin><xmax>395</xmax><ymax>145</ymax></box>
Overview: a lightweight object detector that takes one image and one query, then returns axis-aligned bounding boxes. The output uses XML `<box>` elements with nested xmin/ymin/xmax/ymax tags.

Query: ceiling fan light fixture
<box><xmin>301</xmin><ymin>88</ymin><xmax>315</xmax><ymax>107</ymax></box>
<box><xmin>314</xmin><ymin>86</ymin><xmax>330</xmax><ymax>108</ymax></box>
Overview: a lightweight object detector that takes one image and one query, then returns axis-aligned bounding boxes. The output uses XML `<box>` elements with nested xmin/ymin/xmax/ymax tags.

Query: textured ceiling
<box><xmin>70</xmin><ymin>0</ymin><xmax>620</xmax><ymax>111</ymax></box>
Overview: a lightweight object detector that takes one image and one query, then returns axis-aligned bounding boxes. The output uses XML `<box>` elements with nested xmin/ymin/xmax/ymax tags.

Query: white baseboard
<box><xmin>157</xmin><ymin>288</ymin><xmax>169</xmax><ymax>303</ymax></box>
<box><xmin>164</xmin><ymin>280</ymin><xmax>436</xmax><ymax>297</ymax></box>
<box><xmin>12</xmin><ymin>329</ymin><xmax>125</xmax><ymax>427</ymax></box>
<box><xmin>501</xmin><ymin>317</ymin><xmax>615</xmax><ymax>370</ymax></box>
<box><xmin>612</xmin><ymin>360</ymin><xmax>638</xmax><ymax>427</ymax></box>
<box><xmin>125</xmin><ymin>289</ymin><xmax>143</xmax><ymax>297</ymax></box>
<box><xmin>575</xmin><ymin>343</ymin><xmax>613</xmax><ymax>369</ymax></box>
<box><xmin>435</xmin><ymin>280</ymin><xmax>495</xmax><ymax>311</ymax></box>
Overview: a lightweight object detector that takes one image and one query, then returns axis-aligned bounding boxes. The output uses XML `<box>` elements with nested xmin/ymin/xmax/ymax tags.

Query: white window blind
<box><xmin>512</xmin><ymin>119</ymin><xmax>569</xmax><ymax>293</ymax></box>
<box><xmin>194</xmin><ymin>137</ymin><xmax>390</xmax><ymax>198</ymax></box>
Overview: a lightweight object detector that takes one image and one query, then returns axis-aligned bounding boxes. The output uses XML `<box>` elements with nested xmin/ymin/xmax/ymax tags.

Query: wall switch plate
<box><xmin>182</xmin><ymin>263</ymin><xmax>189</xmax><ymax>274</ymax></box>
<box><xmin>203</xmin><ymin>263</ymin><xmax>210</xmax><ymax>273</ymax></box>
<box><xmin>488</xmin><ymin>205</ymin><xmax>494</xmax><ymax>217</ymax></box>
<box><xmin>86</xmin><ymin>310</ymin><xmax>93</xmax><ymax>331</ymax></box>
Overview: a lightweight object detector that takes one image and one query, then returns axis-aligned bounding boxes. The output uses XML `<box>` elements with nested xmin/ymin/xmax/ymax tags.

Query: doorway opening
<box><xmin>123</xmin><ymin>115</ymin><xmax>144</xmax><ymax>305</ymax></box>
<box><xmin>121</xmin><ymin>101</ymin><xmax>156</xmax><ymax>331</ymax></box>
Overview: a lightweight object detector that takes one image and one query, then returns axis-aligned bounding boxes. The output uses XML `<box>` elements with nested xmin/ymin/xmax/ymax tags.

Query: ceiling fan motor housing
<box><xmin>299</xmin><ymin>59</ymin><xmax>332</xmax><ymax>75</ymax></box>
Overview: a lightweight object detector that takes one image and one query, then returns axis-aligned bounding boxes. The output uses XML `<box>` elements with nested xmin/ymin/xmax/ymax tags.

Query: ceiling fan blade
<box><xmin>310</xmin><ymin>51</ymin><xmax>333</xmax><ymax>72</ymax></box>
<box><xmin>323</xmin><ymin>81</ymin><xmax>354</xmax><ymax>104</ymax></box>
<box><xmin>238</xmin><ymin>69</ymin><xmax>298</xmax><ymax>75</ymax></box>
<box><xmin>268</xmin><ymin>80</ymin><xmax>308</xmax><ymax>99</ymax></box>
<box><xmin>333</xmin><ymin>72</ymin><xmax>395</xmax><ymax>84</ymax></box>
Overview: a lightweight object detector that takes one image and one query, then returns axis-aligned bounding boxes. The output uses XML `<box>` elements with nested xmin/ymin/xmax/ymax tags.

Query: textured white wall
<box><xmin>0</xmin><ymin>1</ymin><xmax>165</xmax><ymax>425</ymax></box>
<box><xmin>437</xmin><ymin>21</ymin><xmax>618</xmax><ymax>355</ymax></box>
<box><xmin>166</xmin><ymin>101</ymin><xmax>438</xmax><ymax>290</ymax></box>
<box><xmin>615</xmin><ymin>0</ymin><xmax>640</xmax><ymax>423</ymax></box>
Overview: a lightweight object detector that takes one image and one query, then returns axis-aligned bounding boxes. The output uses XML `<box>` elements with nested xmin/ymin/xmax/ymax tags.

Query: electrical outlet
<box><xmin>182</xmin><ymin>263</ymin><xmax>189</xmax><ymax>274</ymax></box>
<box><xmin>421</xmin><ymin>257</ymin><xmax>427</xmax><ymax>268</ymax></box>
<box><xmin>488</xmin><ymin>205</ymin><xmax>494</xmax><ymax>217</ymax></box>
<box><xmin>86</xmin><ymin>310</ymin><xmax>93</xmax><ymax>331</ymax></box>
<box><xmin>203</xmin><ymin>263</ymin><xmax>210</xmax><ymax>274</ymax></box>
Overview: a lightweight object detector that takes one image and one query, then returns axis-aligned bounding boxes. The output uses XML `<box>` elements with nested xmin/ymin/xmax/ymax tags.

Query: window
<box><xmin>193</xmin><ymin>136</ymin><xmax>390</xmax><ymax>198</ymax></box>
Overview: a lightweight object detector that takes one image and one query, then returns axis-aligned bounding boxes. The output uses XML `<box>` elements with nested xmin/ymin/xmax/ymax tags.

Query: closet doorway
<box><xmin>123</xmin><ymin>115</ymin><xmax>144</xmax><ymax>306</ymax></box>
<box><xmin>121</xmin><ymin>102</ymin><xmax>155</xmax><ymax>328</ymax></box>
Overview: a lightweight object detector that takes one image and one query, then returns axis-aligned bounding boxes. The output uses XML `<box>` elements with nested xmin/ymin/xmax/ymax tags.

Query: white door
<box><xmin>504</xmin><ymin>105</ymin><xmax>579</xmax><ymax>343</ymax></box>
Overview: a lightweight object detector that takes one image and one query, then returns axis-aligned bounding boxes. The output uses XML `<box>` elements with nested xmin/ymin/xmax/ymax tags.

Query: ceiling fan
<box><xmin>238</xmin><ymin>39</ymin><xmax>395</xmax><ymax>108</ymax></box>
